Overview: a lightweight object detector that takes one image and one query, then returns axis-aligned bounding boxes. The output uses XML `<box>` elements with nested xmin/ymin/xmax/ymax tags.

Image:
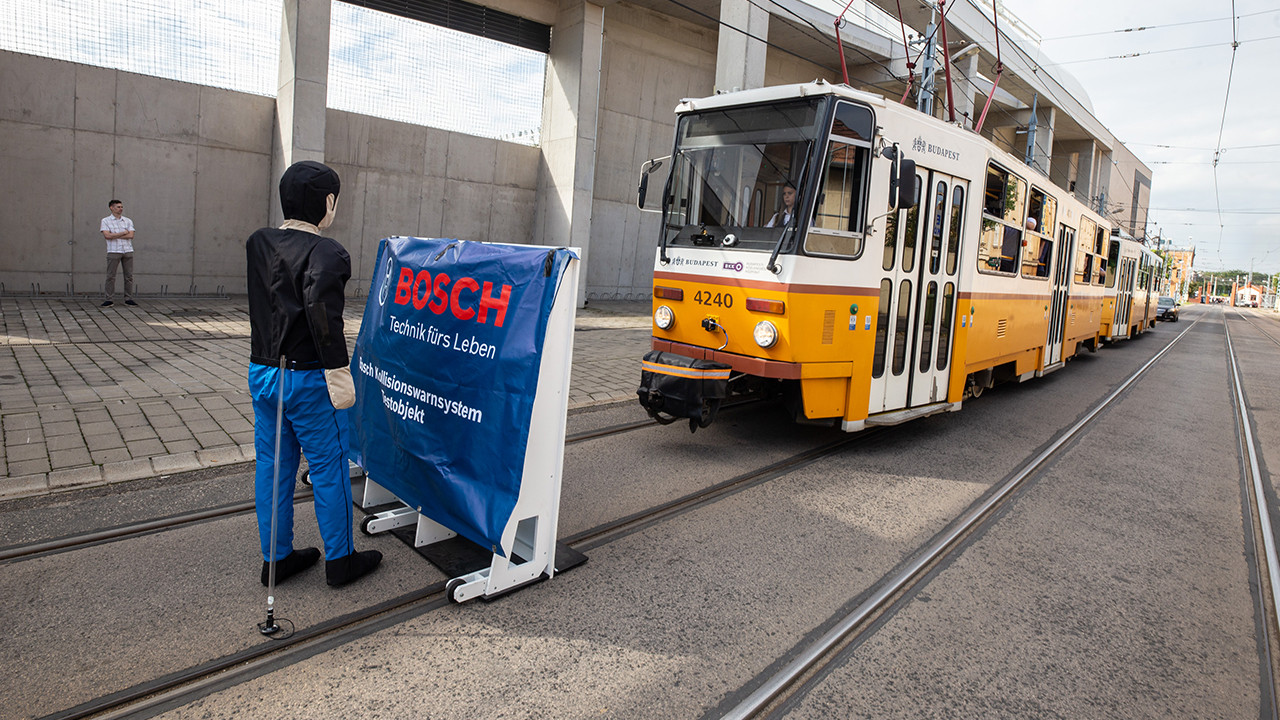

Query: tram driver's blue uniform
<box><xmin>246</xmin><ymin>160</ymin><xmax>381</xmax><ymax>587</ymax></box>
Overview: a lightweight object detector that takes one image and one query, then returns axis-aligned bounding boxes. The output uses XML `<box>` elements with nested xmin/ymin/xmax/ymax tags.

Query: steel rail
<box><xmin>37</xmin><ymin>413</ymin><xmax>853</xmax><ymax>720</ymax></box>
<box><xmin>1225</xmin><ymin>312</ymin><xmax>1280</xmax><ymax>672</ymax></box>
<box><xmin>0</xmin><ymin>414</ymin><xmax>678</xmax><ymax>564</ymax></box>
<box><xmin>719</xmin><ymin>317</ymin><xmax>1204</xmax><ymax>719</ymax></box>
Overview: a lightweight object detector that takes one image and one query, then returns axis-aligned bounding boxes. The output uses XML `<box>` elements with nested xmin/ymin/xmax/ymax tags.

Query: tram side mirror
<box><xmin>896</xmin><ymin>159</ymin><xmax>916</xmax><ymax>208</ymax></box>
<box><xmin>883</xmin><ymin>144</ymin><xmax>915</xmax><ymax>210</ymax></box>
<box><xmin>637</xmin><ymin>157</ymin><xmax>667</xmax><ymax>210</ymax></box>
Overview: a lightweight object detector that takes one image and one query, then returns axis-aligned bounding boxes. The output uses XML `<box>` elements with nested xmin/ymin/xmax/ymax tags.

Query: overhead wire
<box><xmin>1039</xmin><ymin>7</ymin><xmax>1278</xmax><ymax>42</ymax></box>
<box><xmin>1211</xmin><ymin>0</ymin><xmax>1241</xmax><ymax>253</ymax></box>
<box><xmin>1053</xmin><ymin>33</ymin><xmax>1280</xmax><ymax>66</ymax></box>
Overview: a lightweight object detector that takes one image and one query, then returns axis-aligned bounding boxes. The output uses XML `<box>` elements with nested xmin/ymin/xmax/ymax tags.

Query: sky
<box><xmin>996</xmin><ymin>0</ymin><xmax>1280</xmax><ymax>278</ymax></box>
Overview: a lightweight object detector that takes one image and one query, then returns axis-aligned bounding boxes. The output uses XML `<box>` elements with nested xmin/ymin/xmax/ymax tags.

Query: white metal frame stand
<box><xmin>358</xmin><ymin>250</ymin><xmax>579</xmax><ymax>602</ymax></box>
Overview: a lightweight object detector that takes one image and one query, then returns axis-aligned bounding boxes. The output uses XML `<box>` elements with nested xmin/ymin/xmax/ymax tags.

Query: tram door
<box><xmin>1045</xmin><ymin>225</ymin><xmax>1074</xmax><ymax>366</ymax></box>
<box><xmin>1113</xmin><ymin>257</ymin><xmax>1135</xmax><ymax>337</ymax></box>
<box><xmin>869</xmin><ymin>169</ymin><xmax>966</xmax><ymax>413</ymax></box>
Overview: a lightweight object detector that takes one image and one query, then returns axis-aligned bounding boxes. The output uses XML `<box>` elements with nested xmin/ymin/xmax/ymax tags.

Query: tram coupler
<box><xmin>637</xmin><ymin>350</ymin><xmax>731</xmax><ymax>433</ymax></box>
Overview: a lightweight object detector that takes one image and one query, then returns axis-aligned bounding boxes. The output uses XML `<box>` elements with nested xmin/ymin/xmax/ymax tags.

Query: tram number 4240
<box><xmin>694</xmin><ymin>290</ymin><xmax>733</xmax><ymax>308</ymax></box>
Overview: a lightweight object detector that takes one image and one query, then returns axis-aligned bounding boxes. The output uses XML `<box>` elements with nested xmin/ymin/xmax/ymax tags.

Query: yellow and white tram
<box><xmin>635</xmin><ymin>80</ymin><xmax>1161</xmax><ymax>432</ymax></box>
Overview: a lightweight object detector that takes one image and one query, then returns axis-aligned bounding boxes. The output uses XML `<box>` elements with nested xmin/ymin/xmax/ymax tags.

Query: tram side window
<box><xmin>1105</xmin><ymin>239</ymin><xmax>1120</xmax><ymax>288</ymax></box>
<box><xmin>945</xmin><ymin>185</ymin><xmax>964</xmax><ymax>275</ymax></box>
<box><xmin>1074</xmin><ymin>218</ymin><xmax>1095</xmax><ymax>285</ymax></box>
<box><xmin>977</xmin><ymin>163</ymin><xmax>1025</xmax><ymax>275</ymax></box>
<box><xmin>808</xmin><ymin>140</ymin><xmax>870</xmax><ymax>257</ymax></box>
<box><xmin>1022</xmin><ymin>235</ymin><xmax>1052</xmax><ymax>279</ymax></box>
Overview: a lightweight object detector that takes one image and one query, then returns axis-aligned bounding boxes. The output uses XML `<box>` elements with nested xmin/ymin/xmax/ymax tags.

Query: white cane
<box><xmin>258</xmin><ymin>355</ymin><xmax>287</xmax><ymax>636</ymax></box>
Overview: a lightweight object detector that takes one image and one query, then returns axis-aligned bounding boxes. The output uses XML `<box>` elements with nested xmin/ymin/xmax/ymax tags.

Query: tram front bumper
<box><xmin>637</xmin><ymin>350</ymin><xmax>731</xmax><ymax>432</ymax></box>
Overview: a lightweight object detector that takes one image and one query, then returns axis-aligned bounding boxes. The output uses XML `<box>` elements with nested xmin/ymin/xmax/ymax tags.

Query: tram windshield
<box><xmin>662</xmin><ymin>98</ymin><xmax>823</xmax><ymax>252</ymax></box>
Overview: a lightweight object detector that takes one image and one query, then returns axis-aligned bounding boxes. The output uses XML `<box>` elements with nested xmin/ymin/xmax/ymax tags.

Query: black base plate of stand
<box><xmin>387</xmin><ymin>524</ymin><xmax>588</xmax><ymax>579</ymax></box>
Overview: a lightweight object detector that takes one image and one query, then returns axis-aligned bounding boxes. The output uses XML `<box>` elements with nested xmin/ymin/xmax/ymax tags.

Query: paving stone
<box><xmin>90</xmin><ymin>448</ymin><xmax>131</xmax><ymax>465</ymax></box>
<box><xmin>47</xmin><ymin>467</ymin><xmax>104</xmax><ymax>492</ymax></box>
<box><xmin>45</xmin><ymin>434</ymin><xmax>87</xmax><ymax>452</ymax></box>
<box><xmin>8</xmin><ymin>458</ymin><xmax>50</xmax><ymax>475</ymax></box>
<box><xmin>5</xmin><ymin>441</ymin><xmax>47</xmax><ymax>463</ymax></box>
<box><xmin>0</xmin><ymin>473</ymin><xmax>48</xmax><ymax>499</ymax></box>
<box><xmin>120</xmin><ymin>425</ymin><xmax>158</xmax><ymax>442</ymax></box>
<box><xmin>152</xmin><ymin>452</ymin><xmax>202</xmax><ymax>475</ymax></box>
<box><xmin>2</xmin><ymin>413</ymin><xmax>41</xmax><ymax>430</ymax></box>
<box><xmin>103</xmin><ymin>458</ymin><xmax>154</xmax><ymax>484</ymax></box>
<box><xmin>43</xmin><ymin>420</ymin><xmax>81</xmax><ymax>437</ymax></box>
<box><xmin>127</xmin><ymin>439</ymin><xmax>167</xmax><ymax>458</ymax></box>
<box><xmin>49</xmin><ymin>448</ymin><xmax>92</xmax><ymax>469</ymax></box>
<box><xmin>196</xmin><ymin>446</ymin><xmax>246</xmax><ymax>465</ymax></box>
<box><xmin>85</xmin><ymin>433</ymin><xmax>125</xmax><ymax>451</ymax></box>
<box><xmin>157</xmin><ymin>426</ymin><xmax>193</xmax><ymax>442</ymax></box>
<box><xmin>165</xmin><ymin>439</ymin><xmax>201</xmax><ymax>454</ymax></box>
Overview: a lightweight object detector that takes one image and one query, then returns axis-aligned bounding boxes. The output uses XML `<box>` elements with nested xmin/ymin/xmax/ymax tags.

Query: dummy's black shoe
<box><xmin>260</xmin><ymin>547</ymin><xmax>320</xmax><ymax>586</ymax></box>
<box><xmin>100</xmin><ymin>300</ymin><xmax>113</xmax><ymax>307</ymax></box>
<box><xmin>124</xmin><ymin>299</ymin><xmax>138</xmax><ymax>306</ymax></box>
<box><xmin>326</xmin><ymin>549</ymin><xmax>383</xmax><ymax>587</ymax></box>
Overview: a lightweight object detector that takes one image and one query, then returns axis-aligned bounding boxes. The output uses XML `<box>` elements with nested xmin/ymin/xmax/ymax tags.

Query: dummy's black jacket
<box><xmin>246</xmin><ymin>227</ymin><xmax>351</xmax><ymax>370</ymax></box>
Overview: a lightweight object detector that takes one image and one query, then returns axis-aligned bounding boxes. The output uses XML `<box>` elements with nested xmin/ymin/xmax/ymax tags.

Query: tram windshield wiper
<box><xmin>765</xmin><ymin>145</ymin><xmax>812</xmax><ymax>274</ymax></box>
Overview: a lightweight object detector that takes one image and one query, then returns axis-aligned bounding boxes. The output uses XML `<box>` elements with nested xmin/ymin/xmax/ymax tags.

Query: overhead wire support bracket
<box><xmin>937</xmin><ymin>0</ymin><xmax>956</xmax><ymax>122</ymax></box>
<box><xmin>974</xmin><ymin>0</ymin><xmax>1004</xmax><ymax>133</ymax></box>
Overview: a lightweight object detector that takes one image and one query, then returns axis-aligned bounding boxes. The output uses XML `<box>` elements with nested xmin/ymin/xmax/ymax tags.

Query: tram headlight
<box><xmin>753</xmin><ymin>320</ymin><xmax>778</xmax><ymax>348</ymax></box>
<box><xmin>654</xmin><ymin>305</ymin><xmax>675</xmax><ymax>330</ymax></box>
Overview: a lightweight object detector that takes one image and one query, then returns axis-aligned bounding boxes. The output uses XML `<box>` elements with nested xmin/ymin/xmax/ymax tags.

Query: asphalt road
<box><xmin>4</xmin><ymin>304</ymin><xmax>1278</xmax><ymax>720</ymax></box>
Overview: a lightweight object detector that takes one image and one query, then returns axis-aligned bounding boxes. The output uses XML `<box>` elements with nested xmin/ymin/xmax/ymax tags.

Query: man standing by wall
<box><xmin>245</xmin><ymin>160</ymin><xmax>382</xmax><ymax>588</ymax></box>
<box><xmin>100</xmin><ymin>200</ymin><xmax>137</xmax><ymax>307</ymax></box>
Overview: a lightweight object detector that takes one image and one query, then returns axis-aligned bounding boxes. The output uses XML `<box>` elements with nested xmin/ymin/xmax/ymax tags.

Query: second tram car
<box><xmin>635</xmin><ymin>80</ymin><xmax>1162</xmax><ymax>432</ymax></box>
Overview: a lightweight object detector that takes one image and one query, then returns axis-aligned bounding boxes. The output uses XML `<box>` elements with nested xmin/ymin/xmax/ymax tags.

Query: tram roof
<box><xmin>676</xmin><ymin>80</ymin><xmax>884</xmax><ymax>114</ymax></box>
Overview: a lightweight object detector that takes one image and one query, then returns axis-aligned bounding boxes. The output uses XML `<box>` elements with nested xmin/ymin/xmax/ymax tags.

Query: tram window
<box><xmin>831</xmin><ymin>102</ymin><xmax>874</xmax><ymax>142</ymax></box>
<box><xmin>892</xmin><ymin>279</ymin><xmax>911</xmax><ymax>376</ymax></box>
<box><xmin>1027</xmin><ymin>188</ymin><xmax>1056</xmax><ymax>234</ymax></box>
<box><xmin>901</xmin><ymin>175</ymin><xmax>923</xmax><ymax>273</ymax></box>
<box><xmin>1074</xmin><ymin>219</ymin><xmax>1095</xmax><ymax>285</ymax></box>
<box><xmin>1104</xmin><ymin>239</ymin><xmax>1120</xmax><ymax>288</ymax></box>
<box><xmin>918</xmin><ymin>282</ymin><xmax>937</xmax><ymax>373</ymax></box>
<box><xmin>929</xmin><ymin>181</ymin><xmax>947</xmax><ymax>273</ymax></box>
<box><xmin>946</xmin><ymin>185</ymin><xmax>964</xmax><ymax>275</ymax></box>
<box><xmin>980</xmin><ymin>165</ymin><xmax>1027</xmax><ymax>225</ymax></box>
<box><xmin>983</xmin><ymin>164</ymin><xmax>1006</xmax><ymax>217</ymax></box>
<box><xmin>873</xmin><ymin>279</ymin><xmax>892</xmax><ymax>378</ymax></box>
<box><xmin>808</xmin><ymin>140</ymin><xmax>869</xmax><ymax>257</ymax></box>
<box><xmin>1095</xmin><ymin>257</ymin><xmax>1107</xmax><ymax>286</ymax></box>
<box><xmin>1022</xmin><ymin>235</ymin><xmax>1052</xmax><ymax>279</ymax></box>
<box><xmin>937</xmin><ymin>282</ymin><xmax>955</xmax><ymax>371</ymax></box>
<box><xmin>883</xmin><ymin>200</ymin><xmax>898</xmax><ymax>271</ymax></box>
<box><xmin>977</xmin><ymin>219</ymin><xmax>1020</xmax><ymax>275</ymax></box>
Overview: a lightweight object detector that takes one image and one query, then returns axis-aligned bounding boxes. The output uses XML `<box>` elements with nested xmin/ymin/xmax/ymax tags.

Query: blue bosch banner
<box><xmin>349</xmin><ymin>237</ymin><xmax>577</xmax><ymax>555</ymax></box>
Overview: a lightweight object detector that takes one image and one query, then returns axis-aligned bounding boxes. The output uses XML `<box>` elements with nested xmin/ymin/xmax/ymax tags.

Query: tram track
<box><xmin>712</xmin><ymin>315</ymin><xmax>1211</xmax><ymax>719</ymax></box>
<box><xmin>40</xmin><ymin>416</ymin><xmax>876</xmax><ymax>720</ymax></box>
<box><xmin>0</xmin><ymin>409</ymin><xmax>676</xmax><ymax>566</ymax></box>
<box><xmin>1225</xmin><ymin>309</ymin><xmax>1280</xmax><ymax>714</ymax></box>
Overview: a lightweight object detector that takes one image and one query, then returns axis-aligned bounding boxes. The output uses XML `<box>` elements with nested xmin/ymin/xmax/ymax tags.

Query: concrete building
<box><xmin>0</xmin><ymin>0</ymin><xmax>1155</xmax><ymax>302</ymax></box>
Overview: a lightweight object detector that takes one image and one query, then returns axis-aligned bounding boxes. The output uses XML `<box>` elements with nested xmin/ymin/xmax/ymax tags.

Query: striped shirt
<box><xmin>101</xmin><ymin>214</ymin><xmax>135</xmax><ymax>254</ymax></box>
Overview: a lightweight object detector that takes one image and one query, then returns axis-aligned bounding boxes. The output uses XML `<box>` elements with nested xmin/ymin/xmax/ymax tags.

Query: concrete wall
<box><xmin>0</xmin><ymin>50</ymin><xmax>274</xmax><ymax>296</ymax></box>
<box><xmin>324</xmin><ymin>110</ymin><xmax>541</xmax><ymax>297</ymax></box>
<box><xmin>584</xmin><ymin>2</ymin><xmax>717</xmax><ymax>300</ymax></box>
<box><xmin>0</xmin><ymin>49</ymin><xmax>540</xmax><ymax>297</ymax></box>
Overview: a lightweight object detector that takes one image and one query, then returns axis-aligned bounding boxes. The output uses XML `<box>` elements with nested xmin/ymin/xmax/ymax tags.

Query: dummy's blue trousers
<box><xmin>249</xmin><ymin>365</ymin><xmax>354</xmax><ymax>563</ymax></box>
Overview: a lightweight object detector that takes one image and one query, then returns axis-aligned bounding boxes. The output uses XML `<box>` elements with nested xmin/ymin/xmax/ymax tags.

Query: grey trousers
<box><xmin>105</xmin><ymin>252</ymin><xmax>134</xmax><ymax>301</ymax></box>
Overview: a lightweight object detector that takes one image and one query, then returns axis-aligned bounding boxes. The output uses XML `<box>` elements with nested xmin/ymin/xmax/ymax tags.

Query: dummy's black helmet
<box><xmin>280</xmin><ymin>160</ymin><xmax>341</xmax><ymax>225</ymax></box>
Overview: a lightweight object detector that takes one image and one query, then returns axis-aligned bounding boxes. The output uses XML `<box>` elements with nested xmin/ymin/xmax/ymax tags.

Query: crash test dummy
<box><xmin>245</xmin><ymin>160</ymin><xmax>382</xmax><ymax>587</ymax></box>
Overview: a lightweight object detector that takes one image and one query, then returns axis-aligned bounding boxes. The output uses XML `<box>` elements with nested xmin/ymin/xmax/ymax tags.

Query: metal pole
<box><xmin>918</xmin><ymin>6</ymin><xmax>937</xmax><ymax>116</ymax></box>
<box><xmin>259</xmin><ymin>355</ymin><xmax>287</xmax><ymax>636</ymax></box>
<box><xmin>1024</xmin><ymin>93</ymin><xmax>1038</xmax><ymax>169</ymax></box>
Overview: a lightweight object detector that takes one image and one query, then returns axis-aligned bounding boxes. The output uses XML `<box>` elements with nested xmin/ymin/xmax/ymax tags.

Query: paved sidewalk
<box><xmin>0</xmin><ymin>296</ymin><xmax>651</xmax><ymax>501</ymax></box>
